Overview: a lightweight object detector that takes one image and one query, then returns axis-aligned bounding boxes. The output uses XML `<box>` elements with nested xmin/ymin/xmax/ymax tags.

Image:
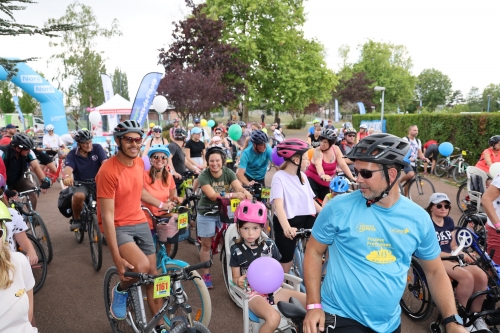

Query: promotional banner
<box><xmin>130</xmin><ymin>72</ymin><xmax>162</xmax><ymax>127</ymax></box>
<box><xmin>334</xmin><ymin>99</ymin><xmax>339</xmax><ymax>122</ymax></box>
<box><xmin>357</xmin><ymin>102</ymin><xmax>366</xmax><ymax>115</ymax></box>
<box><xmin>12</xmin><ymin>96</ymin><xmax>26</xmax><ymax>130</ymax></box>
<box><xmin>100</xmin><ymin>74</ymin><xmax>118</xmax><ymax>130</ymax></box>
<box><xmin>361</xmin><ymin>120</ymin><xmax>386</xmax><ymax>133</ymax></box>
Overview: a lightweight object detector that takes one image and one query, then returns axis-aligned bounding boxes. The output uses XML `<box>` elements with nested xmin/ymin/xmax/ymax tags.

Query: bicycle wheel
<box><xmin>89</xmin><ymin>213</ymin><xmax>103</xmax><ymax>271</ymax></box>
<box><xmin>221</xmin><ymin>248</ymin><xmax>232</xmax><ymax>298</ymax></box>
<box><xmin>400</xmin><ymin>257</ymin><xmax>434</xmax><ymax>321</ymax></box>
<box><xmin>452</xmin><ymin>162</ymin><xmax>469</xmax><ymax>184</ymax></box>
<box><xmin>103</xmin><ymin>267</ymin><xmax>141</xmax><ymax>333</ymax></box>
<box><xmin>160</xmin><ymin>263</ymin><xmax>212</xmax><ymax>330</ymax></box>
<box><xmin>74</xmin><ymin>219</ymin><xmax>85</xmax><ymax>244</ymax></box>
<box><xmin>170</xmin><ymin>321</ymin><xmax>210</xmax><ymax>333</ymax></box>
<box><xmin>18</xmin><ymin>233</ymin><xmax>47</xmax><ymax>294</ymax></box>
<box><xmin>28</xmin><ymin>214</ymin><xmax>53</xmax><ymax>264</ymax></box>
<box><xmin>458</xmin><ymin>214</ymin><xmax>486</xmax><ymax>248</ymax></box>
<box><xmin>434</xmin><ymin>158</ymin><xmax>448</xmax><ymax>177</ymax></box>
<box><xmin>456</xmin><ymin>182</ymin><xmax>477</xmax><ymax>214</ymax></box>
<box><xmin>408</xmin><ymin>177</ymin><xmax>435</xmax><ymax>208</ymax></box>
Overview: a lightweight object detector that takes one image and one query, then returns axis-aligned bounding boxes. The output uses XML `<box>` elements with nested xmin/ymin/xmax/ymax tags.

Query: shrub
<box><xmin>286</xmin><ymin>117</ymin><xmax>307</xmax><ymax>129</ymax></box>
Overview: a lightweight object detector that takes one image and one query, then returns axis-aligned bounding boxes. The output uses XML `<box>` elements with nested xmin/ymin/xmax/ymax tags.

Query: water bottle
<box><xmin>220</xmin><ymin>190</ymin><xmax>226</xmax><ymax>197</ymax></box>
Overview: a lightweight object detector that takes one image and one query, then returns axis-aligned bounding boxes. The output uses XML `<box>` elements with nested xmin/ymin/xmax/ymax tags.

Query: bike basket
<box><xmin>156</xmin><ymin>214</ymin><xmax>190</xmax><ymax>244</ymax></box>
<box><xmin>216</xmin><ymin>197</ymin><xmax>236</xmax><ymax>224</ymax></box>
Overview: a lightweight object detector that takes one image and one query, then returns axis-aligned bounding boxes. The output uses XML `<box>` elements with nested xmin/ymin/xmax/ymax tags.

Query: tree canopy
<box><xmin>416</xmin><ymin>68</ymin><xmax>452</xmax><ymax>110</ymax></box>
<box><xmin>111</xmin><ymin>68</ymin><xmax>129</xmax><ymax>101</ymax></box>
<box><xmin>0</xmin><ymin>81</ymin><xmax>15</xmax><ymax>113</ymax></box>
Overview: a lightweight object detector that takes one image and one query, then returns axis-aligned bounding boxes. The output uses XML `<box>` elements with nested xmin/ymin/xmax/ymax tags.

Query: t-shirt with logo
<box><xmin>403</xmin><ymin>137</ymin><xmax>421</xmax><ymax>166</ymax></box>
<box><xmin>64</xmin><ymin>144</ymin><xmax>107</xmax><ymax>181</ymax></box>
<box><xmin>433</xmin><ymin>216</ymin><xmax>454</xmax><ymax>253</ymax></box>
<box><xmin>197</xmin><ymin>167</ymin><xmax>236</xmax><ymax>214</ymax></box>
<box><xmin>312</xmin><ymin>191</ymin><xmax>440</xmax><ymax>332</ymax></box>
<box><xmin>42</xmin><ymin>133</ymin><xmax>64</xmax><ymax>149</ymax></box>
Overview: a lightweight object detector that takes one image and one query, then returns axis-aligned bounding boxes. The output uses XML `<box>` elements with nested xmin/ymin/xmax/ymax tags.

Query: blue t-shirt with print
<box><xmin>65</xmin><ymin>143</ymin><xmax>107</xmax><ymax>181</ymax></box>
<box><xmin>238</xmin><ymin>143</ymin><xmax>272</xmax><ymax>181</ymax></box>
<box><xmin>312</xmin><ymin>191</ymin><xmax>440</xmax><ymax>333</ymax></box>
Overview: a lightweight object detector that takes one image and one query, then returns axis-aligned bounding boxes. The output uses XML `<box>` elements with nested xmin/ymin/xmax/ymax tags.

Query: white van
<box><xmin>33</xmin><ymin>117</ymin><xmax>44</xmax><ymax>132</ymax></box>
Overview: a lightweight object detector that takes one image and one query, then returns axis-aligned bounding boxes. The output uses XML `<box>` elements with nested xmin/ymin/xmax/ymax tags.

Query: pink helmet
<box><xmin>276</xmin><ymin>139</ymin><xmax>310</xmax><ymax>159</ymax></box>
<box><xmin>234</xmin><ymin>199</ymin><xmax>267</xmax><ymax>224</ymax></box>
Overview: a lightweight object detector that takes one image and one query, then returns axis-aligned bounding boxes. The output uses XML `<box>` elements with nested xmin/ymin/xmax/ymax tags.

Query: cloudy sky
<box><xmin>2</xmin><ymin>0</ymin><xmax>498</xmax><ymax>101</ymax></box>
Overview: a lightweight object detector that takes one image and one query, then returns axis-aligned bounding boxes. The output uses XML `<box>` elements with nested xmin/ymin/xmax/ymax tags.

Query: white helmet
<box><xmin>46</xmin><ymin>124</ymin><xmax>55</xmax><ymax>131</ymax></box>
<box><xmin>359</xmin><ymin>124</ymin><xmax>368</xmax><ymax>129</ymax></box>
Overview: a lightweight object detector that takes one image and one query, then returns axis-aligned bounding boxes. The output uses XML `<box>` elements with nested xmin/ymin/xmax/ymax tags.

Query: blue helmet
<box><xmin>330</xmin><ymin>176</ymin><xmax>349</xmax><ymax>194</ymax></box>
<box><xmin>148</xmin><ymin>144</ymin><xmax>171</xmax><ymax>158</ymax></box>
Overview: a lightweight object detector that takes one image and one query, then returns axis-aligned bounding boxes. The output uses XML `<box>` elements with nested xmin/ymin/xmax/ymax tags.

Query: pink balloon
<box><xmin>247</xmin><ymin>257</ymin><xmax>284</xmax><ymax>294</ymax></box>
<box><xmin>142</xmin><ymin>156</ymin><xmax>150</xmax><ymax>170</ymax></box>
<box><xmin>271</xmin><ymin>147</ymin><xmax>285</xmax><ymax>166</ymax></box>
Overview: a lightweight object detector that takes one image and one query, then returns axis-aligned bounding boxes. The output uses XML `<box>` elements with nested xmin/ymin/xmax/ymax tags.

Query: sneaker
<box><xmin>70</xmin><ymin>219</ymin><xmax>82</xmax><ymax>231</ymax></box>
<box><xmin>472</xmin><ymin>316</ymin><xmax>489</xmax><ymax>331</ymax></box>
<box><xmin>202</xmin><ymin>274</ymin><xmax>213</xmax><ymax>289</ymax></box>
<box><xmin>155</xmin><ymin>324</ymin><xmax>168</xmax><ymax>333</ymax></box>
<box><xmin>110</xmin><ymin>283</ymin><xmax>129</xmax><ymax>320</ymax></box>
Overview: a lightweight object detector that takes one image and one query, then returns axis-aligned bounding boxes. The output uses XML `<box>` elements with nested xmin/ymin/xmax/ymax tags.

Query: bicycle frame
<box><xmin>45</xmin><ymin>155</ymin><xmax>64</xmax><ymax>184</ymax></box>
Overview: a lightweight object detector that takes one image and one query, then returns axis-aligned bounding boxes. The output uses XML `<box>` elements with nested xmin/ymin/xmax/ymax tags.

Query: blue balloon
<box><xmin>438</xmin><ymin>142</ymin><xmax>454</xmax><ymax>157</ymax></box>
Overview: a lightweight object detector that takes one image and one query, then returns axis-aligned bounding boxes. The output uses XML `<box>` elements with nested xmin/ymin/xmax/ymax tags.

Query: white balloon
<box><xmin>490</xmin><ymin>162</ymin><xmax>500</xmax><ymax>179</ymax></box>
<box><xmin>152</xmin><ymin>95</ymin><xmax>169</xmax><ymax>114</ymax></box>
<box><xmin>89</xmin><ymin>111</ymin><xmax>102</xmax><ymax>125</ymax></box>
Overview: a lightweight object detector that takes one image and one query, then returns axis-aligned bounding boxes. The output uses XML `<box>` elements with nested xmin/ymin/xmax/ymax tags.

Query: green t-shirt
<box><xmin>197</xmin><ymin>166</ymin><xmax>237</xmax><ymax>214</ymax></box>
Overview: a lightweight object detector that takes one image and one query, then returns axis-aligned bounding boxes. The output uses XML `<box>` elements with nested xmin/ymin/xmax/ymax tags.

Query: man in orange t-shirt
<box><xmin>96</xmin><ymin>120</ymin><xmax>176</xmax><ymax>327</ymax></box>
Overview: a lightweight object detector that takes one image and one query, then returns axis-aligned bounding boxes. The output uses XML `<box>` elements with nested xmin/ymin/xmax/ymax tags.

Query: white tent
<box><xmin>94</xmin><ymin>94</ymin><xmax>154</xmax><ymax>115</ymax></box>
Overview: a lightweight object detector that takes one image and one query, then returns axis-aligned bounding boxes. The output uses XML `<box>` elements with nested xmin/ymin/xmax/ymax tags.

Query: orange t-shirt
<box><xmin>96</xmin><ymin>155</ymin><xmax>147</xmax><ymax>227</ymax></box>
<box><xmin>142</xmin><ymin>171</ymin><xmax>176</xmax><ymax>229</ymax></box>
<box><xmin>475</xmin><ymin>148</ymin><xmax>500</xmax><ymax>173</ymax></box>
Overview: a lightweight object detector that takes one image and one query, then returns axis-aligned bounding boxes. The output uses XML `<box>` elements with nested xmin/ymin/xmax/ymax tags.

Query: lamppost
<box><xmin>487</xmin><ymin>94</ymin><xmax>491</xmax><ymax>112</ymax></box>
<box><xmin>374</xmin><ymin>86</ymin><xmax>386</xmax><ymax>124</ymax></box>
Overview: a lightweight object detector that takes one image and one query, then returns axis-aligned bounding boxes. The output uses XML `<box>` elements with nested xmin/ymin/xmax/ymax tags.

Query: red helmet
<box><xmin>234</xmin><ymin>199</ymin><xmax>267</xmax><ymax>225</ymax></box>
<box><xmin>276</xmin><ymin>139</ymin><xmax>310</xmax><ymax>159</ymax></box>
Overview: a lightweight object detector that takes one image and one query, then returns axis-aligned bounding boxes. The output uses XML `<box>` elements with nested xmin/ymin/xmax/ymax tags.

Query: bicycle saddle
<box><xmin>277</xmin><ymin>297</ymin><xmax>306</xmax><ymax>319</ymax></box>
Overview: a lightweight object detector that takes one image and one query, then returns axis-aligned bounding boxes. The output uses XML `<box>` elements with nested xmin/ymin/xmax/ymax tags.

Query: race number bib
<box><xmin>153</xmin><ymin>276</ymin><xmax>171</xmax><ymax>299</ymax></box>
<box><xmin>185</xmin><ymin>179</ymin><xmax>193</xmax><ymax>187</ymax></box>
<box><xmin>230</xmin><ymin>198</ymin><xmax>241</xmax><ymax>212</ymax></box>
<box><xmin>178</xmin><ymin>212</ymin><xmax>188</xmax><ymax>229</ymax></box>
<box><xmin>261</xmin><ymin>188</ymin><xmax>271</xmax><ymax>199</ymax></box>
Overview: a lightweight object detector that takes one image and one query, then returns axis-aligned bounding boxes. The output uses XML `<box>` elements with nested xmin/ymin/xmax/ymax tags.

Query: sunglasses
<box><xmin>354</xmin><ymin>168</ymin><xmax>384</xmax><ymax>179</ymax></box>
<box><xmin>346</xmin><ymin>134</ymin><xmax>356</xmax><ymax>137</ymax></box>
<box><xmin>435</xmin><ymin>203</ymin><xmax>451</xmax><ymax>209</ymax></box>
<box><xmin>152</xmin><ymin>155</ymin><xmax>167</xmax><ymax>160</ymax></box>
<box><xmin>121</xmin><ymin>136</ymin><xmax>142</xmax><ymax>144</ymax></box>
<box><xmin>215</xmin><ymin>132</ymin><xmax>222</xmax><ymax>134</ymax></box>
<box><xmin>153</xmin><ymin>130</ymin><xmax>162</xmax><ymax>133</ymax></box>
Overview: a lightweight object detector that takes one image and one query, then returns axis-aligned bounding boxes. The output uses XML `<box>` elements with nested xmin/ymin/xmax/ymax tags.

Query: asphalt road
<box><xmin>32</xmin><ymin>147</ymin><xmax>463</xmax><ymax>333</ymax></box>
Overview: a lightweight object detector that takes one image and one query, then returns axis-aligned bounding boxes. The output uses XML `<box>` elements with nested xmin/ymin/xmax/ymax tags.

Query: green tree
<box><xmin>46</xmin><ymin>1</ymin><xmax>121</xmax><ymax>108</ymax></box>
<box><xmin>0</xmin><ymin>82</ymin><xmax>15</xmax><ymax>113</ymax></box>
<box><xmin>482</xmin><ymin>83</ymin><xmax>500</xmax><ymax>112</ymax></box>
<box><xmin>18</xmin><ymin>92</ymin><xmax>37</xmax><ymax>114</ymax></box>
<box><xmin>111</xmin><ymin>68</ymin><xmax>129</xmax><ymax>100</ymax></box>
<box><xmin>467</xmin><ymin>86</ymin><xmax>482</xmax><ymax>112</ymax></box>
<box><xmin>415</xmin><ymin>68</ymin><xmax>452</xmax><ymax>110</ymax></box>
<box><xmin>353</xmin><ymin>40</ymin><xmax>416</xmax><ymax>111</ymax></box>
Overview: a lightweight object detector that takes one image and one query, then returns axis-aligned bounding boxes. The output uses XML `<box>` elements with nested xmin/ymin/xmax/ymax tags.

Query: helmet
<box><xmin>74</xmin><ymin>129</ymin><xmax>93</xmax><ymax>143</ymax></box>
<box><xmin>345</xmin><ymin>128</ymin><xmax>357</xmax><ymax>135</ymax></box>
<box><xmin>113</xmin><ymin>120</ymin><xmax>144</xmax><ymax>139</ymax></box>
<box><xmin>276</xmin><ymin>139</ymin><xmax>310</xmax><ymax>159</ymax></box>
<box><xmin>359</xmin><ymin>124</ymin><xmax>368</xmax><ymax>130</ymax></box>
<box><xmin>238</xmin><ymin>121</ymin><xmax>246</xmax><ymax>127</ymax></box>
<box><xmin>330</xmin><ymin>176</ymin><xmax>349</xmax><ymax>194</ymax></box>
<box><xmin>250</xmin><ymin>130</ymin><xmax>268</xmax><ymax>145</ymax></box>
<box><xmin>0</xmin><ymin>201</ymin><xmax>12</xmax><ymax>222</ymax></box>
<box><xmin>489</xmin><ymin>135</ymin><xmax>500</xmax><ymax>147</ymax></box>
<box><xmin>342</xmin><ymin>122</ymin><xmax>352</xmax><ymax>129</ymax></box>
<box><xmin>148</xmin><ymin>144</ymin><xmax>171</xmax><ymax>158</ymax></box>
<box><xmin>11</xmin><ymin>133</ymin><xmax>35</xmax><ymax>150</ymax></box>
<box><xmin>149</xmin><ymin>123</ymin><xmax>155</xmax><ymax>128</ymax></box>
<box><xmin>313</xmin><ymin>119</ymin><xmax>320</xmax><ymax>124</ymax></box>
<box><xmin>152</xmin><ymin>125</ymin><xmax>162</xmax><ymax>132</ymax></box>
<box><xmin>205</xmin><ymin>146</ymin><xmax>226</xmax><ymax>163</ymax></box>
<box><xmin>46</xmin><ymin>124</ymin><xmax>54</xmax><ymax>131</ymax></box>
<box><xmin>319</xmin><ymin>128</ymin><xmax>337</xmax><ymax>142</ymax></box>
<box><xmin>70</xmin><ymin>130</ymin><xmax>77</xmax><ymax>136</ymax></box>
<box><xmin>187</xmin><ymin>123</ymin><xmax>194</xmax><ymax>128</ymax></box>
<box><xmin>344</xmin><ymin>133</ymin><xmax>410</xmax><ymax>167</ymax></box>
<box><xmin>234</xmin><ymin>199</ymin><xmax>267</xmax><ymax>224</ymax></box>
<box><xmin>174</xmin><ymin>128</ymin><xmax>187</xmax><ymax>140</ymax></box>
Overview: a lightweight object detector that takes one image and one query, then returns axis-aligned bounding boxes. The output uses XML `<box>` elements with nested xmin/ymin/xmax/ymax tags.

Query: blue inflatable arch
<box><xmin>0</xmin><ymin>59</ymin><xmax>68</xmax><ymax>136</ymax></box>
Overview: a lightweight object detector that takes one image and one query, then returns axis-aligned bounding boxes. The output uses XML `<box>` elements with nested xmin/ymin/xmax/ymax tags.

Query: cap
<box><xmin>429</xmin><ymin>193</ymin><xmax>451</xmax><ymax>205</ymax></box>
<box><xmin>173</xmin><ymin>118</ymin><xmax>179</xmax><ymax>123</ymax></box>
<box><xmin>6</xmin><ymin>124</ymin><xmax>18</xmax><ymax>129</ymax></box>
<box><xmin>191</xmin><ymin>127</ymin><xmax>202</xmax><ymax>135</ymax></box>
<box><xmin>194</xmin><ymin>118</ymin><xmax>200</xmax><ymax>123</ymax></box>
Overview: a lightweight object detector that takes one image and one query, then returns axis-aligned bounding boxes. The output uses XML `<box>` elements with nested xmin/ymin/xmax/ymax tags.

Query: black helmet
<box><xmin>238</xmin><ymin>121</ymin><xmax>247</xmax><ymax>127</ymax></box>
<box><xmin>489</xmin><ymin>135</ymin><xmax>500</xmax><ymax>147</ymax></box>
<box><xmin>174</xmin><ymin>128</ymin><xmax>187</xmax><ymax>140</ymax></box>
<box><xmin>205</xmin><ymin>146</ymin><xmax>226</xmax><ymax>163</ymax></box>
<box><xmin>11</xmin><ymin>133</ymin><xmax>35</xmax><ymax>150</ymax></box>
<box><xmin>344</xmin><ymin>133</ymin><xmax>410</xmax><ymax>168</ymax></box>
<box><xmin>319</xmin><ymin>128</ymin><xmax>336</xmax><ymax>143</ymax></box>
<box><xmin>250</xmin><ymin>130</ymin><xmax>268</xmax><ymax>145</ymax></box>
<box><xmin>74</xmin><ymin>129</ymin><xmax>93</xmax><ymax>143</ymax></box>
<box><xmin>113</xmin><ymin>120</ymin><xmax>144</xmax><ymax>139</ymax></box>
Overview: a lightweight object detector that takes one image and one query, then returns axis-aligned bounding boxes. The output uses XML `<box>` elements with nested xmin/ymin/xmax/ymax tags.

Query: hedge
<box><xmin>352</xmin><ymin>113</ymin><xmax>500</xmax><ymax>164</ymax></box>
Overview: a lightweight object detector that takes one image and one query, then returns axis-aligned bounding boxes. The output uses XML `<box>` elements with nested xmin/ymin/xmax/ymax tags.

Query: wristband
<box><xmin>495</xmin><ymin>223</ymin><xmax>500</xmax><ymax>228</ymax></box>
<box><xmin>306</xmin><ymin>304</ymin><xmax>322</xmax><ymax>310</ymax></box>
<box><xmin>158</xmin><ymin>202</ymin><xmax>164</xmax><ymax>209</ymax></box>
<box><xmin>229</xmin><ymin>193</ymin><xmax>233</xmax><ymax>199</ymax></box>
<box><xmin>63</xmin><ymin>174</ymin><xmax>70</xmax><ymax>180</ymax></box>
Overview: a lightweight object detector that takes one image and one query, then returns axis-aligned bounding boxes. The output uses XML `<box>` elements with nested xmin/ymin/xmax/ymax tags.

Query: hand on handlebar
<box><xmin>116</xmin><ymin>257</ymin><xmax>135</xmax><ymax>282</ymax></box>
<box><xmin>63</xmin><ymin>177</ymin><xmax>73</xmax><ymax>187</ymax></box>
<box><xmin>283</xmin><ymin>226</ymin><xmax>297</xmax><ymax>240</ymax></box>
<box><xmin>303</xmin><ymin>309</ymin><xmax>325</xmax><ymax>333</ymax></box>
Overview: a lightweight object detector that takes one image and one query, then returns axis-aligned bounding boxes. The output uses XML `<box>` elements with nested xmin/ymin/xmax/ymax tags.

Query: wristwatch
<box><xmin>442</xmin><ymin>314</ymin><xmax>463</xmax><ymax>326</ymax></box>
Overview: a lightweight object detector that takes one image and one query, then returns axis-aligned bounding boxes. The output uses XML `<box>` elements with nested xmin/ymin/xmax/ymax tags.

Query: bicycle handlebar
<box><xmin>123</xmin><ymin>260</ymin><xmax>213</xmax><ymax>281</ymax></box>
<box><xmin>294</xmin><ymin>228</ymin><xmax>312</xmax><ymax>237</ymax></box>
<box><xmin>74</xmin><ymin>180</ymin><xmax>96</xmax><ymax>187</ymax></box>
<box><xmin>17</xmin><ymin>187</ymin><xmax>41</xmax><ymax>197</ymax></box>
<box><xmin>10</xmin><ymin>200</ymin><xmax>35</xmax><ymax>216</ymax></box>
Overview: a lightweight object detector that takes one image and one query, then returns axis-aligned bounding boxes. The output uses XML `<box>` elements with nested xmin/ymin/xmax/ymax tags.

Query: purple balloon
<box><xmin>271</xmin><ymin>147</ymin><xmax>285</xmax><ymax>167</ymax></box>
<box><xmin>142</xmin><ymin>155</ymin><xmax>150</xmax><ymax>170</ymax></box>
<box><xmin>247</xmin><ymin>257</ymin><xmax>284</xmax><ymax>294</ymax></box>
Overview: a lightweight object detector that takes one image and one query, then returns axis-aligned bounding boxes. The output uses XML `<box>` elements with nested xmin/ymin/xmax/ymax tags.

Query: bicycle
<box><xmin>17</xmin><ymin>232</ymin><xmax>48</xmax><ymax>294</ymax></box>
<box><xmin>103</xmin><ymin>261</ymin><xmax>212</xmax><ymax>333</ymax></box>
<box><xmin>434</xmin><ymin>148</ymin><xmax>470</xmax><ymax>183</ymax></box>
<box><xmin>178</xmin><ymin>171</ymin><xmax>201</xmax><ymax>245</ymax></box>
<box><xmin>402</xmin><ymin>160</ymin><xmax>436</xmax><ymax>208</ymax></box>
<box><xmin>10</xmin><ymin>187</ymin><xmax>53</xmax><ymax>263</ymax></box>
<box><xmin>242</xmin><ymin>183</ymin><xmax>274</xmax><ymax>239</ymax></box>
<box><xmin>23</xmin><ymin>170</ymin><xmax>40</xmax><ymax>190</ymax></box>
<box><xmin>72</xmin><ymin>180</ymin><xmax>103</xmax><ymax>271</ymax></box>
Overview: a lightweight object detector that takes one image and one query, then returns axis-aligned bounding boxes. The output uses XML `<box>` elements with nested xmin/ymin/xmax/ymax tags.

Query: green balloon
<box><xmin>208</xmin><ymin>119</ymin><xmax>216</xmax><ymax>128</ymax></box>
<box><xmin>228</xmin><ymin>124</ymin><xmax>242</xmax><ymax>141</ymax></box>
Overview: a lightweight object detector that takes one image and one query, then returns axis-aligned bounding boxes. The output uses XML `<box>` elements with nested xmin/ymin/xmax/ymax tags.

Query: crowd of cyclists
<box><xmin>3</xmin><ymin>115</ymin><xmax>500</xmax><ymax>333</ymax></box>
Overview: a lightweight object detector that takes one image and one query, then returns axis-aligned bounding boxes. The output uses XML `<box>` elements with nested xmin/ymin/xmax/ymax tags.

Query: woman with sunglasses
<box><xmin>142</xmin><ymin>125</ymin><xmax>167</xmax><ymax>157</ymax></box>
<box><xmin>185</xmin><ymin>127</ymin><xmax>206</xmax><ymax>171</ymax></box>
<box><xmin>427</xmin><ymin>193</ymin><xmax>488</xmax><ymax>331</ymax></box>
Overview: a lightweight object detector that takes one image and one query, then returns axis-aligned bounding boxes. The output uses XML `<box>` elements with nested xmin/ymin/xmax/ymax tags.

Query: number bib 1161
<box><xmin>153</xmin><ymin>276</ymin><xmax>171</xmax><ymax>299</ymax></box>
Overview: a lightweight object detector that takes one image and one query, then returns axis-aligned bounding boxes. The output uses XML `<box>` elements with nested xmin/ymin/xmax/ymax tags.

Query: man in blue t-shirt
<box><xmin>236</xmin><ymin>130</ymin><xmax>271</xmax><ymax>186</ymax></box>
<box><xmin>308</xmin><ymin>119</ymin><xmax>321</xmax><ymax>135</ymax></box>
<box><xmin>303</xmin><ymin>134</ymin><xmax>466</xmax><ymax>333</ymax></box>
<box><xmin>62</xmin><ymin>129</ymin><xmax>107</xmax><ymax>230</ymax></box>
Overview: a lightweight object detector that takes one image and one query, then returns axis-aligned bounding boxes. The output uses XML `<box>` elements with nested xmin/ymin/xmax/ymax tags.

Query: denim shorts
<box><xmin>115</xmin><ymin>222</ymin><xmax>155</xmax><ymax>255</ymax></box>
<box><xmin>197</xmin><ymin>213</ymin><xmax>222</xmax><ymax>238</ymax></box>
<box><xmin>403</xmin><ymin>164</ymin><xmax>417</xmax><ymax>175</ymax></box>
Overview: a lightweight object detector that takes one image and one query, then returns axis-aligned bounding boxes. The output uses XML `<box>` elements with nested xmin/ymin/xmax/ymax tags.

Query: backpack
<box><xmin>58</xmin><ymin>187</ymin><xmax>74</xmax><ymax>218</ymax></box>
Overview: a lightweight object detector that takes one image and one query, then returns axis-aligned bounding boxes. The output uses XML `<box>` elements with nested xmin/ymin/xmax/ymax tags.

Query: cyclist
<box><xmin>168</xmin><ymin>118</ymin><xmax>183</xmax><ymax>140</ymax></box>
<box><xmin>197</xmin><ymin>146</ymin><xmax>252</xmax><ymax>288</ymax></box>
<box><xmin>143</xmin><ymin>125</ymin><xmax>168</xmax><ymax>157</ymax></box>
<box><xmin>62</xmin><ymin>129</ymin><xmax>107</xmax><ymax>230</ymax></box>
<box><xmin>305</xmin><ymin>128</ymin><xmax>355</xmax><ymax>201</ymax></box>
<box><xmin>236</xmin><ymin>130</ymin><xmax>272</xmax><ymax>186</ymax></box>
<box><xmin>96</xmin><ymin>120</ymin><xmax>175</xmax><ymax>332</ymax></box>
<box><xmin>400</xmin><ymin>125</ymin><xmax>430</xmax><ymax>196</ymax></box>
<box><xmin>0</xmin><ymin>124</ymin><xmax>18</xmax><ymax>145</ymax></box>
<box><xmin>42</xmin><ymin>124</ymin><xmax>66</xmax><ymax>154</ymax></box>
<box><xmin>355</xmin><ymin>124</ymin><xmax>369</xmax><ymax>143</ymax></box>
<box><xmin>235</xmin><ymin>121</ymin><xmax>251</xmax><ymax>151</ymax></box>
<box><xmin>145</xmin><ymin>122</ymin><xmax>156</xmax><ymax>138</ymax></box>
<box><xmin>0</xmin><ymin>134</ymin><xmax>51</xmax><ymax>210</ymax></box>
<box><xmin>423</xmin><ymin>139</ymin><xmax>439</xmax><ymax>174</ymax></box>
<box><xmin>481</xmin><ymin>170</ymin><xmax>500</xmax><ymax>265</ymax></box>
<box><xmin>307</xmin><ymin>126</ymin><xmax>322</xmax><ymax>148</ymax></box>
<box><xmin>322</xmin><ymin>175</ymin><xmax>350</xmax><ymax>206</ymax></box>
<box><xmin>427</xmin><ymin>193</ymin><xmax>489</xmax><ymax>331</ymax></box>
<box><xmin>271</xmin><ymin>139</ymin><xmax>322</xmax><ymax>273</ymax></box>
<box><xmin>303</xmin><ymin>134</ymin><xmax>466</xmax><ymax>333</ymax></box>
<box><xmin>185</xmin><ymin>127</ymin><xmax>206</xmax><ymax>170</ymax></box>
<box><xmin>168</xmin><ymin>128</ymin><xmax>200</xmax><ymax>192</ymax></box>
<box><xmin>230</xmin><ymin>199</ymin><xmax>306</xmax><ymax>333</ymax></box>
<box><xmin>475</xmin><ymin>135</ymin><xmax>500</xmax><ymax>174</ymax></box>
<box><xmin>307</xmin><ymin>119</ymin><xmax>321</xmax><ymax>135</ymax></box>
<box><xmin>60</xmin><ymin>130</ymin><xmax>77</xmax><ymax>148</ymax></box>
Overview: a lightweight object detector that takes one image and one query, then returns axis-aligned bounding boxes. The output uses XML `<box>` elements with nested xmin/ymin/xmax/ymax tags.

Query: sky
<box><xmin>2</xmin><ymin>0</ymin><xmax>499</xmax><ymax>103</ymax></box>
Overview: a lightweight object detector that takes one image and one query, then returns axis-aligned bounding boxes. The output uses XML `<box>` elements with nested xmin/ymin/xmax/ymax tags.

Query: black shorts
<box><xmin>36</xmin><ymin>152</ymin><xmax>53</xmax><ymax>165</ymax></box>
<box><xmin>324</xmin><ymin>313</ymin><xmax>401</xmax><ymax>333</ymax></box>
<box><xmin>273</xmin><ymin>214</ymin><xmax>315</xmax><ymax>263</ymax></box>
<box><xmin>307</xmin><ymin>176</ymin><xmax>329</xmax><ymax>201</ymax></box>
<box><xmin>424</xmin><ymin>144</ymin><xmax>439</xmax><ymax>160</ymax></box>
